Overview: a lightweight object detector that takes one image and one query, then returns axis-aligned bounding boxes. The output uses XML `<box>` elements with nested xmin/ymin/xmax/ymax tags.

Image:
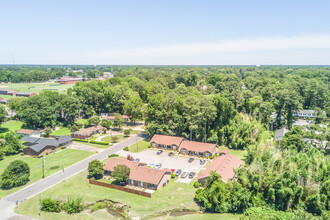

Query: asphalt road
<box><xmin>0</xmin><ymin>133</ymin><xmax>146</xmax><ymax>220</ymax></box>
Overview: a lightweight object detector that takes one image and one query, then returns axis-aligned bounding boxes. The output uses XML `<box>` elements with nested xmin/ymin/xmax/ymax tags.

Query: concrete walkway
<box><xmin>0</xmin><ymin>133</ymin><xmax>147</xmax><ymax>220</ymax></box>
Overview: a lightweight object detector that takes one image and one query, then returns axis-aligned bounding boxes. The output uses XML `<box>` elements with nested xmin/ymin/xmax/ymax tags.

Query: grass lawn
<box><xmin>165</xmin><ymin>213</ymin><xmax>242</xmax><ymax>220</ymax></box>
<box><xmin>15</xmin><ymin>168</ymin><xmax>200</xmax><ymax>219</ymax></box>
<box><xmin>50</xmin><ymin>127</ymin><xmax>71</xmax><ymax>136</ymax></box>
<box><xmin>0</xmin><ymin>120</ymin><xmax>23</xmax><ymax>134</ymax></box>
<box><xmin>75</xmin><ymin>119</ymin><xmax>89</xmax><ymax>125</ymax></box>
<box><xmin>0</xmin><ymin>149</ymin><xmax>93</xmax><ymax>199</ymax></box>
<box><xmin>101</xmin><ymin>135</ymin><xmax>128</xmax><ymax>143</ymax></box>
<box><xmin>75</xmin><ymin>141</ymin><xmax>110</xmax><ymax>149</ymax></box>
<box><xmin>0</xmin><ymin>82</ymin><xmax>74</xmax><ymax>94</ymax></box>
<box><xmin>128</xmin><ymin>139</ymin><xmax>150</xmax><ymax>153</ymax></box>
<box><xmin>218</xmin><ymin>146</ymin><xmax>247</xmax><ymax>160</ymax></box>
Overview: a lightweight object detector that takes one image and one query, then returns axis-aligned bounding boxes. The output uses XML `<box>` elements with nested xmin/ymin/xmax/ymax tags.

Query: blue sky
<box><xmin>1</xmin><ymin>0</ymin><xmax>330</xmax><ymax>65</ymax></box>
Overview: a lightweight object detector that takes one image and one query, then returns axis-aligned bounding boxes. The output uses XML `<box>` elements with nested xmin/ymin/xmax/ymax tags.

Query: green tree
<box><xmin>87</xmin><ymin>159</ymin><xmax>103</xmax><ymax>179</ymax></box>
<box><xmin>112</xmin><ymin>164</ymin><xmax>130</xmax><ymax>182</ymax></box>
<box><xmin>123</xmin><ymin>93</ymin><xmax>144</xmax><ymax>123</ymax></box>
<box><xmin>0</xmin><ymin>105</ymin><xmax>8</xmax><ymax>124</ymax></box>
<box><xmin>113</xmin><ymin>113</ymin><xmax>125</xmax><ymax>129</ymax></box>
<box><xmin>101</xmin><ymin>119</ymin><xmax>112</xmax><ymax>129</ymax></box>
<box><xmin>89</xmin><ymin>115</ymin><xmax>100</xmax><ymax>126</ymax></box>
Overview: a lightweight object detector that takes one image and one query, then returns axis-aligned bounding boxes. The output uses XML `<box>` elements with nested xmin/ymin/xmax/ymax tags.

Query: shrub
<box><xmin>62</xmin><ymin>197</ymin><xmax>83</xmax><ymax>215</ymax></box>
<box><xmin>112</xmin><ymin>136</ymin><xmax>119</xmax><ymax>143</ymax></box>
<box><xmin>90</xmin><ymin>140</ymin><xmax>108</xmax><ymax>145</ymax></box>
<box><xmin>123</xmin><ymin>129</ymin><xmax>130</xmax><ymax>136</ymax></box>
<box><xmin>41</xmin><ymin>198</ymin><xmax>61</xmax><ymax>213</ymax></box>
<box><xmin>148</xmin><ymin>144</ymin><xmax>151</xmax><ymax>148</ymax></box>
<box><xmin>73</xmin><ymin>138</ymin><xmax>88</xmax><ymax>142</ymax></box>
<box><xmin>0</xmin><ymin>160</ymin><xmax>30</xmax><ymax>189</ymax></box>
<box><xmin>194</xmin><ymin>181</ymin><xmax>200</xmax><ymax>188</ymax></box>
<box><xmin>61</xmin><ymin>146</ymin><xmax>66</xmax><ymax>149</ymax></box>
<box><xmin>91</xmin><ymin>202</ymin><xmax>106</xmax><ymax>212</ymax></box>
<box><xmin>171</xmin><ymin>173</ymin><xmax>176</xmax><ymax>179</ymax></box>
<box><xmin>20</xmin><ymin>152</ymin><xmax>24</xmax><ymax>156</ymax></box>
<box><xmin>123</xmin><ymin>146</ymin><xmax>129</xmax><ymax>151</ymax></box>
<box><xmin>38</xmin><ymin>155</ymin><xmax>43</xmax><ymax>158</ymax></box>
<box><xmin>210</xmin><ymin>155</ymin><xmax>215</xmax><ymax>159</ymax></box>
<box><xmin>108</xmin><ymin>154</ymin><xmax>119</xmax><ymax>158</ymax></box>
<box><xmin>46</xmin><ymin>152</ymin><xmax>49</xmax><ymax>155</ymax></box>
<box><xmin>33</xmin><ymin>155</ymin><xmax>37</xmax><ymax>158</ymax></box>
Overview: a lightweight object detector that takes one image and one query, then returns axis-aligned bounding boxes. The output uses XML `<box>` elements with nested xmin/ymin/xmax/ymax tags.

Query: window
<box><xmin>139</xmin><ymin>181</ymin><xmax>143</xmax><ymax>187</ymax></box>
<box><xmin>129</xmin><ymin>179</ymin><xmax>134</xmax><ymax>185</ymax></box>
<box><xmin>205</xmin><ymin>153</ymin><xmax>210</xmax><ymax>157</ymax></box>
<box><xmin>151</xmin><ymin>142</ymin><xmax>156</xmax><ymax>147</ymax></box>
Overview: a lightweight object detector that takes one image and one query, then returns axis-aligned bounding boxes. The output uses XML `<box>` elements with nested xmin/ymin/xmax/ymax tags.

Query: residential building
<box><xmin>198</xmin><ymin>150</ymin><xmax>243</xmax><ymax>185</ymax></box>
<box><xmin>104</xmin><ymin>158</ymin><xmax>171</xmax><ymax>190</ymax></box>
<box><xmin>292</xmin><ymin>109</ymin><xmax>326</xmax><ymax>118</ymax></box>
<box><xmin>0</xmin><ymin>98</ymin><xmax>7</xmax><ymax>104</ymax></box>
<box><xmin>21</xmin><ymin>136</ymin><xmax>72</xmax><ymax>156</ymax></box>
<box><xmin>149</xmin><ymin>134</ymin><xmax>184</xmax><ymax>150</ymax></box>
<box><xmin>71</xmin><ymin>125</ymin><xmax>104</xmax><ymax>139</ymax></box>
<box><xmin>57</xmin><ymin>77</ymin><xmax>83</xmax><ymax>84</ymax></box>
<box><xmin>16</xmin><ymin>129</ymin><xmax>41</xmax><ymax>138</ymax></box>
<box><xmin>15</xmin><ymin>92</ymin><xmax>38</xmax><ymax>97</ymax></box>
<box><xmin>0</xmin><ymin>89</ymin><xmax>16</xmax><ymax>96</ymax></box>
<box><xmin>179</xmin><ymin>140</ymin><xmax>217</xmax><ymax>157</ymax></box>
<box><xmin>105</xmin><ymin>113</ymin><xmax>130</xmax><ymax>123</ymax></box>
<box><xmin>275</xmin><ymin>127</ymin><xmax>289</xmax><ymax>141</ymax></box>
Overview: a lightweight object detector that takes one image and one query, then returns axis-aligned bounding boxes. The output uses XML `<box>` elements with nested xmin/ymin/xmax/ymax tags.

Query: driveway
<box><xmin>117</xmin><ymin>149</ymin><xmax>208</xmax><ymax>184</ymax></box>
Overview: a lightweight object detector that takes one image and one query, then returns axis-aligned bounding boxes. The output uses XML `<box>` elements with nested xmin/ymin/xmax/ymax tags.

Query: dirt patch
<box><xmin>84</xmin><ymin>199</ymin><xmax>130</xmax><ymax>219</ymax></box>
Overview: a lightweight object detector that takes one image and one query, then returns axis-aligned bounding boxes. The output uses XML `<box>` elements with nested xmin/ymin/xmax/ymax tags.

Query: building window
<box><xmin>205</xmin><ymin>153</ymin><xmax>210</xmax><ymax>157</ymax></box>
<box><xmin>151</xmin><ymin>142</ymin><xmax>156</xmax><ymax>147</ymax></box>
<box><xmin>139</xmin><ymin>181</ymin><xmax>143</xmax><ymax>187</ymax></box>
<box><xmin>129</xmin><ymin>179</ymin><xmax>134</xmax><ymax>185</ymax></box>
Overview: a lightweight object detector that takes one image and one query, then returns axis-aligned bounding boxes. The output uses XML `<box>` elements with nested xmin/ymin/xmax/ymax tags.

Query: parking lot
<box><xmin>117</xmin><ymin>149</ymin><xmax>208</xmax><ymax>183</ymax></box>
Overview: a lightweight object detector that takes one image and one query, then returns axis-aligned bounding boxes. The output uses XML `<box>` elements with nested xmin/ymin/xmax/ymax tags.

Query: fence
<box><xmin>89</xmin><ymin>178</ymin><xmax>151</xmax><ymax>198</ymax></box>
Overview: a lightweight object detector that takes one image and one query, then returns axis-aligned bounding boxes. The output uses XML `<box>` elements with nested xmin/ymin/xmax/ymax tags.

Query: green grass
<box><xmin>165</xmin><ymin>213</ymin><xmax>242</xmax><ymax>220</ymax></box>
<box><xmin>50</xmin><ymin>127</ymin><xmax>71</xmax><ymax>136</ymax></box>
<box><xmin>0</xmin><ymin>149</ymin><xmax>93</xmax><ymax>199</ymax></box>
<box><xmin>101</xmin><ymin>135</ymin><xmax>127</xmax><ymax>143</ymax></box>
<box><xmin>0</xmin><ymin>120</ymin><xmax>23</xmax><ymax>134</ymax></box>
<box><xmin>218</xmin><ymin>146</ymin><xmax>247</xmax><ymax>160</ymax></box>
<box><xmin>75</xmin><ymin>119</ymin><xmax>89</xmax><ymax>125</ymax></box>
<box><xmin>74</xmin><ymin>141</ymin><xmax>109</xmax><ymax>149</ymax></box>
<box><xmin>128</xmin><ymin>139</ymin><xmax>150</xmax><ymax>153</ymax></box>
<box><xmin>15</xmin><ymin>166</ymin><xmax>199</xmax><ymax>219</ymax></box>
<box><xmin>0</xmin><ymin>82</ymin><xmax>74</xmax><ymax>94</ymax></box>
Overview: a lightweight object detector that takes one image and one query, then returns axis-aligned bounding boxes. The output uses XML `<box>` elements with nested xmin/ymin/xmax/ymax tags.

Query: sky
<box><xmin>1</xmin><ymin>0</ymin><xmax>330</xmax><ymax>65</ymax></box>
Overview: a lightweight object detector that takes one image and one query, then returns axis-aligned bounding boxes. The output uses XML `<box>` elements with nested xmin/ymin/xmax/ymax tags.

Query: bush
<box><xmin>123</xmin><ymin>129</ymin><xmax>130</xmax><ymax>136</ymax></box>
<box><xmin>62</xmin><ymin>197</ymin><xmax>83</xmax><ymax>215</ymax></box>
<box><xmin>0</xmin><ymin>160</ymin><xmax>30</xmax><ymax>189</ymax></box>
<box><xmin>171</xmin><ymin>173</ymin><xmax>176</xmax><ymax>179</ymax></box>
<box><xmin>108</xmin><ymin>154</ymin><xmax>119</xmax><ymax>158</ymax></box>
<box><xmin>90</xmin><ymin>140</ymin><xmax>109</xmax><ymax>145</ymax></box>
<box><xmin>20</xmin><ymin>152</ymin><xmax>24</xmax><ymax>156</ymax></box>
<box><xmin>61</xmin><ymin>146</ymin><xmax>66</xmax><ymax>149</ymax></box>
<box><xmin>194</xmin><ymin>181</ymin><xmax>200</xmax><ymax>188</ymax></box>
<box><xmin>38</xmin><ymin>155</ymin><xmax>43</xmax><ymax>158</ymax></box>
<box><xmin>148</xmin><ymin>144</ymin><xmax>151</xmax><ymax>148</ymax></box>
<box><xmin>41</xmin><ymin>198</ymin><xmax>61</xmax><ymax>213</ymax></box>
<box><xmin>112</xmin><ymin>136</ymin><xmax>119</xmax><ymax>143</ymax></box>
<box><xmin>123</xmin><ymin>146</ymin><xmax>129</xmax><ymax>151</ymax></box>
<box><xmin>46</xmin><ymin>152</ymin><xmax>49</xmax><ymax>155</ymax></box>
<box><xmin>91</xmin><ymin>202</ymin><xmax>106</xmax><ymax>212</ymax></box>
<box><xmin>88</xmin><ymin>159</ymin><xmax>104</xmax><ymax>179</ymax></box>
<box><xmin>73</xmin><ymin>138</ymin><xmax>89</xmax><ymax>142</ymax></box>
<box><xmin>210</xmin><ymin>155</ymin><xmax>215</xmax><ymax>159</ymax></box>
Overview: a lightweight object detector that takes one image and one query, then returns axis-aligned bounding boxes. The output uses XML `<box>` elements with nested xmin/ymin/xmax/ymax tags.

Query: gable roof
<box><xmin>150</xmin><ymin>134</ymin><xmax>184</xmax><ymax>146</ymax></box>
<box><xmin>21</xmin><ymin>136</ymin><xmax>72</xmax><ymax>153</ymax></box>
<box><xmin>17</xmin><ymin>129</ymin><xmax>40</xmax><ymax>135</ymax></box>
<box><xmin>104</xmin><ymin>158</ymin><xmax>141</xmax><ymax>171</ymax></box>
<box><xmin>179</xmin><ymin>140</ymin><xmax>217</xmax><ymax>154</ymax></box>
<box><xmin>198</xmin><ymin>153</ymin><xmax>243</xmax><ymax>183</ymax></box>
<box><xmin>72</xmin><ymin>125</ymin><xmax>104</xmax><ymax>136</ymax></box>
<box><xmin>15</xmin><ymin>92</ymin><xmax>36</xmax><ymax>96</ymax></box>
<box><xmin>275</xmin><ymin>128</ymin><xmax>289</xmax><ymax>140</ymax></box>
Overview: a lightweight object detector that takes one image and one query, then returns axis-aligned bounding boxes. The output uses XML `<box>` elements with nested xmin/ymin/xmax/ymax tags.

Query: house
<box><xmin>198</xmin><ymin>150</ymin><xmax>243</xmax><ymax>185</ymax></box>
<box><xmin>292</xmin><ymin>110</ymin><xmax>326</xmax><ymax>118</ymax></box>
<box><xmin>149</xmin><ymin>134</ymin><xmax>184</xmax><ymax>151</ymax></box>
<box><xmin>275</xmin><ymin>127</ymin><xmax>289</xmax><ymax>141</ymax></box>
<box><xmin>16</xmin><ymin>129</ymin><xmax>41</xmax><ymax>138</ymax></box>
<box><xmin>71</xmin><ymin>125</ymin><xmax>104</xmax><ymax>139</ymax></box>
<box><xmin>0</xmin><ymin>89</ymin><xmax>16</xmax><ymax>96</ymax></box>
<box><xmin>105</xmin><ymin>113</ymin><xmax>130</xmax><ymax>123</ymax></box>
<box><xmin>0</xmin><ymin>98</ymin><xmax>7</xmax><ymax>104</ymax></box>
<box><xmin>15</xmin><ymin>92</ymin><xmax>38</xmax><ymax>97</ymax></box>
<box><xmin>57</xmin><ymin>77</ymin><xmax>83</xmax><ymax>84</ymax></box>
<box><xmin>179</xmin><ymin>140</ymin><xmax>217</xmax><ymax>158</ymax></box>
<box><xmin>104</xmin><ymin>158</ymin><xmax>171</xmax><ymax>190</ymax></box>
<box><xmin>21</xmin><ymin>136</ymin><xmax>72</xmax><ymax>156</ymax></box>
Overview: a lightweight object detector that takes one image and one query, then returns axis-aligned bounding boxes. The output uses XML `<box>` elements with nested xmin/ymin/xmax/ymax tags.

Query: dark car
<box><xmin>168</xmin><ymin>152</ymin><xmax>174</xmax><ymax>157</ymax></box>
<box><xmin>189</xmin><ymin>172</ymin><xmax>196</xmax><ymax>179</ymax></box>
<box><xmin>200</xmin><ymin>160</ymin><xmax>206</xmax><ymax>165</ymax></box>
<box><xmin>175</xmin><ymin>169</ymin><xmax>182</xmax><ymax>176</ymax></box>
<box><xmin>157</xmin><ymin>150</ymin><xmax>163</xmax><ymax>155</ymax></box>
<box><xmin>188</xmin><ymin>158</ymin><xmax>194</xmax><ymax>163</ymax></box>
<box><xmin>134</xmin><ymin>158</ymin><xmax>140</xmax><ymax>162</ymax></box>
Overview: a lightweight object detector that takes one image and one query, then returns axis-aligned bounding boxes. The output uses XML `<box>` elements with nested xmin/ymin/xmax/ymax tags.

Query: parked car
<box><xmin>134</xmin><ymin>158</ymin><xmax>140</xmax><ymax>162</ymax></box>
<box><xmin>119</xmin><ymin>181</ymin><xmax>126</xmax><ymax>186</ymax></box>
<box><xmin>189</xmin><ymin>172</ymin><xmax>196</xmax><ymax>179</ymax></box>
<box><xmin>200</xmin><ymin>160</ymin><xmax>206</xmax><ymax>165</ymax></box>
<box><xmin>180</xmin><ymin>172</ymin><xmax>188</xmax><ymax>178</ymax></box>
<box><xmin>155</xmin><ymin>163</ymin><xmax>162</xmax><ymax>169</ymax></box>
<box><xmin>157</xmin><ymin>150</ymin><xmax>163</xmax><ymax>155</ymax></box>
<box><xmin>170</xmin><ymin>169</ymin><xmax>175</xmax><ymax>173</ymax></box>
<box><xmin>150</xmin><ymin>163</ymin><xmax>156</xmax><ymax>168</ymax></box>
<box><xmin>175</xmin><ymin>169</ymin><xmax>182</xmax><ymax>176</ymax></box>
<box><xmin>188</xmin><ymin>158</ymin><xmax>194</xmax><ymax>163</ymax></box>
<box><xmin>168</xmin><ymin>152</ymin><xmax>174</xmax><ymax>157</ymax></box>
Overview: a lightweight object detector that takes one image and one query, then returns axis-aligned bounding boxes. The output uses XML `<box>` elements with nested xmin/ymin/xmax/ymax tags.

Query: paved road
<box><xmin>0</xmin><ymin>133</ymin><xmax>146</xmax><ymax>220</ymax></box>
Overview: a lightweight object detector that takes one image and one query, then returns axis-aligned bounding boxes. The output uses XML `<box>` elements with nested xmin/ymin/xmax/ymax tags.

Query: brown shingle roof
<box><xmin>73</xmin><ymin>125</ymin><xmax>104</xmax><ymax>136</ymax></box>
<box><xmin>104</xmin><ymin>158</ymin><xmax>140</xmax><ymax>171</ymax></box>
<box><xmin>179</xmin><ymin>140</ymin><xmax>217</xmax><ymax>154</ymax></box>
<box><xmin>17</xmin><ymin>129</ymin><xmax>40</xmax><ymax>135</ymax></box>
<box><xmin>198</xmin><ymin>153</ymin><xmax>243</xmax><ymax>183</ymax></box>
<box><xmin>150</xmin><ymin>134</ymin><xmax>184</xmax><ymax>146</ymax></box>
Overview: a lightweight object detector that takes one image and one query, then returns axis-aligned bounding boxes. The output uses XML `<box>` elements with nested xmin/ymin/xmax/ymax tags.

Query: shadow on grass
<box><xmin>0</xmin><ymin>127</ymin><xmax>9</xmax><ymax>134</ymax></box>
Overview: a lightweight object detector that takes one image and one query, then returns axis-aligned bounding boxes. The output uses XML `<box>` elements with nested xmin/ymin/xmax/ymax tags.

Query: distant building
<box><xmin>58</xmin><ymin>77</ymin><xmax>83</xmax><ymax>85</ymax></box>
<box><xmin>15</xmin><ymin>92</ymin><xmax>38</xmax><ymax>97</ymax></box>
<box><xmin>21</xmin><ymin>136</ymin><xmax>72</xmax><ymax>156</ymax></box>
<box><xmin>275</xmin><ymin>127</ymin><xmax>289</xmax><ymax>141</ymax></box>
<box><xmin>198</xmin><ymin>150</ymin><xmax>243</xmax><ymax>185</ymax></box>
<box><xmin>16</xmin><ymin>129</ymin><xmax>41</xmax><ymax>138</ymax></box>
<box><xmin>0</xmin><ymin>98</ymin><xmax>7</xmax><ymax>104</ymax></box>
<box><xmin>0</xmin><ymin>89</ymin><xmax>16</xmax><ymax>96</ymax></box>
<box><xmin>292</xmin><ymin>109</ymin><xmax>326</xmax><ymax>118</ymax></box>
<box><xmin>150</xmin><ymin>134</ymin><xmax>184</xmax><ymax>151</ymax></box>
<box><xmin>71</xmin><ymin>125</ymin><xmax>105</xmax><ymax>139</ymax></box>
<box><xmin>105</xmin><ymin>113</ymin><xmax>130</xmax><ymax>123</ymax></box>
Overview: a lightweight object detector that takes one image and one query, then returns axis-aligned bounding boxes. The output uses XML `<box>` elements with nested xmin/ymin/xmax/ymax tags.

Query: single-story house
<box><xmin>21</xmin><ymin>136</ymin><xmax>72</xmax><ymax>156</ymax></box>
<box><xmin>275</xmin><ymin>127</ymin><xmax>289</xmax><ymax>141</ymax></box>
<box><xmin>198</xmin><ymin>150</ymin><xmax>243</xmax><ymax>185</ymax></box>
<box><xmin>71</xmin><ymin>125</ymin><xmax>105</xmax><ymax>139</ymax></box>
<box><xmin>105</xmin><ymin>113</ymin><xmax>130</xmax><ymax>123</ymax></box>
<box><xmin>0</xmin><ymin>89</ymin><xmax>16</xmax><ymax>96</ymax></box>
<box><xmin>179</xmin><ymin>140</ymin><xmax>217</xmax><ymax>158</ymax></box>
<box><xmin>16</xmin><ymin>129</ymin><xmax>41</xmax><ymax>138</ymax></box>
<box><xmin>0</xmin><ymin>98</ymin><xmax>7</xmax><ymax>104</ymax></box>
<box><xmin>149</xmin><ymin>134</ymin><xmax>184</xmax><ymax>150</ymax></box>
<box><xmin>57</xmin><ymin>77</ymin><xmax>83</xmax><ymax>84</ymax></box>
<box><xmin>15</xmin><ymin>92</ymin><xmax>38</xmax><ymax>97</ymax></box>
<box><xmin>104</xmin><ymin>158</ymin><xmax>171</xmax><ymax>190</ymax></box>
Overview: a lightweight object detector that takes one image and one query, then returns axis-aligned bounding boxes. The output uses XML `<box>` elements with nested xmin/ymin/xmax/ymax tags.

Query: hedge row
<box><xmin>90</xmin><ymin>140</ymin><xmax>109</xmax><ymax>145</ymax></box>
<box><xmin>73</xmin><ymin>138</ymin><xmax>88</xmax><ymax>142</ymax></box>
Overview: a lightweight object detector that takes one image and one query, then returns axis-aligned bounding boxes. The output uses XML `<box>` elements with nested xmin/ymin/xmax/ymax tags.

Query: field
<box><xmin>128</xmin><ymin>139</ymin><xmax>150</xmax><ymax>153</ymax></box>
<box><xmin>0</xmin><ymin>120</ymin><xmax>23</xmax><ymax>134</ymax></box>
<box><xmin>218</xmin><ymin>146</ymin><xmax>247</xmax><ymax>160</ymax></box>
<box><xmin>50</xmin><ymin>127</ymin><xmax>71</xmax><ymax>136</ymax></box>
<box><xmin>0</xmin><ymin>149</ymin><xmax>93</xmax><ymax>199</ymax></box>
<box><xmin>0</xmin><ymin>81</ymin><xmax>74</xmax><ymax>94</ymax></box>
<box><xmin>101</xmin><ymin>135</ymin><xmax>127</xmax><ymax>143</ymax></box>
